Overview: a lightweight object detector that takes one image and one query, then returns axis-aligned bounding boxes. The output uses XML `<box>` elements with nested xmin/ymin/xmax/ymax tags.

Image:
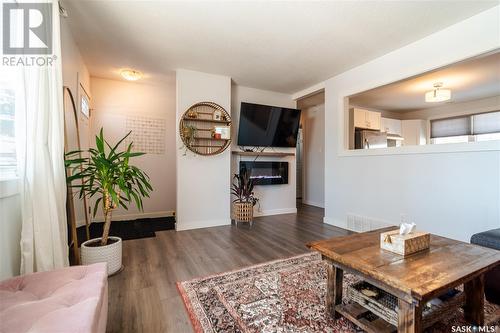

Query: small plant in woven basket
<box><xmin>231</xmin><ymin>169</ymin><xmax>259</xmax><ymax>223</ymax></box>
<box><xmin>231</xmin><ymin>169</ymin><xmax>259</xmax><ymax>206</ymax></box>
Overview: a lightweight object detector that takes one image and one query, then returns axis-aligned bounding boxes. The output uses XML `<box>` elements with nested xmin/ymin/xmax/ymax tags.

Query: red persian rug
<box><xmin>177</xmin><ymin>252</ymin><xmax>500</xmax><ymax>333</ymax></box>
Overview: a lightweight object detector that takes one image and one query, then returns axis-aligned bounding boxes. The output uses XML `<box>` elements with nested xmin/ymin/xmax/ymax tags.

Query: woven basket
<box><xmin>348</xmin><ymin>281</ymin><xmax>398</xmax><ymax>325</ymax></box>
<box><xmin>233</xmin><ymin>202</ymin><xmax>253</xmax><ymax>223</ymax></box>
<box><xmin>348</xmin><ymin>280</ymin><xmax>465</xmax><ymax>328</ymax></box>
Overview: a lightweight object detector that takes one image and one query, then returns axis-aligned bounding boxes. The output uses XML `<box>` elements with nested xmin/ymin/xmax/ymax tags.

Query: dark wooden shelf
<box><xmin>337</xmin><ymin>303</ymin><xmax>395</xmax><ymax>333</ymax></box>
<box><xmin>231</xmin><ymin>151</ymin><xmax>295</xmax><ymax>157</ymax></box>
<box><xmin>179</xmin><ymin>102</ymin><xmax>231</xmax><ymax>156</ymax></box>
<box><xmin>183</xmin><ymin>117</ymin><xmax>230</xmax><ymax>124</ymax></box>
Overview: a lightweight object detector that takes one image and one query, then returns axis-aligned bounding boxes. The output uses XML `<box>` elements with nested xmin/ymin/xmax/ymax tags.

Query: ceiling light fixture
<box><xmin>425</xmin><ymin>82</ymin><xmax>451</xmax><ymax>103</ymax></box>
<box><xmin>120</xmin><ymin>69</ymin><xmax>143</xmax><ymax>81</ymax></box>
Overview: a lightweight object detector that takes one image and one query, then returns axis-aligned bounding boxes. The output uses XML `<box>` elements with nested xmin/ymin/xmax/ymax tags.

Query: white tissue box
<box><xmin>380</xmin><ymin>230</ymin><xmax>430</xmax><ymax>256</ymax></box>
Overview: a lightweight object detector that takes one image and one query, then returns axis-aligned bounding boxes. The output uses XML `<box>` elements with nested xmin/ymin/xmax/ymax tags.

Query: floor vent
<box><xmin>346</xmin><ymin>214</ymin><xmax>391</xmax><ymax>233</ymax></box>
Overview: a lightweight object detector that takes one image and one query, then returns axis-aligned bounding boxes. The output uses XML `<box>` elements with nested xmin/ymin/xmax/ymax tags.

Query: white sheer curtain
<box><xmin>13</xmin><ymin>0</ymin><xmax>69</xmax><ymax>274</ymax></box>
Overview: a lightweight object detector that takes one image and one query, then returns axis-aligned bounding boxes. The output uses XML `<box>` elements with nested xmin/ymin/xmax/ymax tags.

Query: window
<box><xmin>0</xmin><ymin>68</ymin><xmax>18</xmax><ymax>180</ymax></box>
<box><xmin>431</xmin><ymin>115</ymin><xmax>471</xmax><ymax>139</ymax></box>
<box><xmin>80</xmin><ymin>84</ymin><xmax>90</xmax><ymax>118</ymax></box>
<box><xmin>472</xmin><ymin>111</ymin><xmax>500</xmax><ymax>135</ymax></box>
<box><xmin>431</xmin><ymin>111</ymin><xmax>500</xmax><ymax>145</ymax></box>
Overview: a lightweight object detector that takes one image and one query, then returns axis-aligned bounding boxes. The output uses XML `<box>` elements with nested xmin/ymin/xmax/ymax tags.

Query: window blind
<box><xmin>472</xmin><ymin>111</ymin><xmax>500</xmax><ymax>135</ymax></box>
<box><xmin>430</xmin><ymin>116</ymin><xmax>471</xmax><ymax>138</ymax></box>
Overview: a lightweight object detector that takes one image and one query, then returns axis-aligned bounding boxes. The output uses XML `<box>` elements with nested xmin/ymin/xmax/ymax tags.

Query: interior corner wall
<box><xmin>176</xmin><ymin>70</ymin><xmax>231</xmax><ymax>230</ymax></box>
<box><xmin>89</xmin><ymin>77</ymin><xmax>177</xmax><ymax>221</ymax></box>
<box><xmin>231</xmin><ymin>85</ymin><xmax>297</xmax><ymax>216</ymax></box>
<box><xmin>323</xmin><ymin>6</ymin><xmax>500</xmax><ymax>242</ymax></box>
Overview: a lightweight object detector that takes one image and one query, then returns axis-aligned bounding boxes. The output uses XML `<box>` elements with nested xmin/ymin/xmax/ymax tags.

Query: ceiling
<box><xmin>349</xmin><ymin>51</ymin><xmax>500</xmax><ymax>112</ymax></box>
<box><xmin>62</xmin><ymin>1</ymin><xmax>498</xmax><ymax>94</ymax></box>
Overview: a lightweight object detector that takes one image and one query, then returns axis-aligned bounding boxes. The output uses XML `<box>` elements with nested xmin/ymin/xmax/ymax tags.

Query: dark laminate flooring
<box><xmin>107</xmin><ymin>203</ymin><xmax>350</xmax><ymax>333</ymax></box>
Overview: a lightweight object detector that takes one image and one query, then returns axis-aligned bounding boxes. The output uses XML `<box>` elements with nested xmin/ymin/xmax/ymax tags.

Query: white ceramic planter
<box><xmin>81</xmin><ymin>236</ymin><xmax>122</xmax><ymax>275</ymax></box>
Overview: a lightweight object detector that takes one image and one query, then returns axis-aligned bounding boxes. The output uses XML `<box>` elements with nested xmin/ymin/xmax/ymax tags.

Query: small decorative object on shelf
<box><xmin>213</xmin><ymin>109</ymin><xmax>222</xmax><ymax>121</ymax></box>
<box><xmin>215</xmin><ymin>125</ymin><xmax>230</xmax><ymax>139</ymax></box>
<box><xmin>212</xmin><ymin>130</ymin><xmax>221</xmax><ymax>139</ymax></box>
<box><xmin>187</xmin><ymin>110</ymin><xmax>198</xmax><ymax>118</ymax></box>
<box><xmin>179</xmin><ymin>101</ymin><xmax>231</xmax><ymax>156</ymax></box>
<box><xmin>231</xmin><ymin>169</ymin><xmax>259</xmax><ymax>225</ymax></box>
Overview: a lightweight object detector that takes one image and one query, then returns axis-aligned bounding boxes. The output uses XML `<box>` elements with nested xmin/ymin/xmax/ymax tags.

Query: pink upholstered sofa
<box><xmin>0</xmin><ymin>263</ymin><xmax>108</xmax><ymax>333</ymax></box>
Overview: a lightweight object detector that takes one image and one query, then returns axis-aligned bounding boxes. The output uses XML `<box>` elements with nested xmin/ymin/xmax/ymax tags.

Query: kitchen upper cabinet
<box><xmin>402</xmin><ymin>119</ymin><xmax>427</xmax><ymax>146</ymax></box>
<box><xmin>353</xmin><ymin>108</ymin><xmax>381</xmax><ymax>130</ymax></box>
<box><xmin>380</xmin><ymin>117</ymin><xmax>402</xmax><ymax>135</ymax></box>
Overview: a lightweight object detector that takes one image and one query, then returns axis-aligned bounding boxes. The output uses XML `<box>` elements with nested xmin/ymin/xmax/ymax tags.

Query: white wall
<box><xmin>176</xmin><ymin>70</ymin><xmax>231</xmax><ymax>230</ymax></box>
<box><xmin>319</xmin><ymin>6</ymin><xmax>500</xmax><ymax>242</ymax></box>
<box><xmin>231</xmin><ymin>85</ymin><xmax>297</xmax><ymax>216</ymax></box>
<box><xmin>61</xmin><ymin>17</ymin><xmax>91</xmax><ymax>150</ymax></box>
<box><xmin>90</xmin><ymin>77</ymin><xmax>176</xmax><ymax>221</ymax></box>
<box><xmin>61</xmin><ymin>17</ymin><xmax>91</xmax><ymax>227</ymax></box>
<box><xmin>302</xmin><ymin>104</ymin><xmax>325</xmax><ymax>208</ymax></box>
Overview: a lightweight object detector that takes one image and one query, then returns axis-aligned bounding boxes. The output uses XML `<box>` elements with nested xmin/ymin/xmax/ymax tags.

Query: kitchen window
<box><xmin>430</xmin><ymin>111</ymin><xmax>500</xmax><ymax>145</ymax></box>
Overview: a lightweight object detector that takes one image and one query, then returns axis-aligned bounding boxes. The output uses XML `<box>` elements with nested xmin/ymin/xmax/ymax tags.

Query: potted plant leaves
<box><xmin>65</xmin><ymin>129</ymin><xmax>152</xmax><ymax>275</ymax></box>
<box><xmin>180</xmin><ymin>124</ymin><xmax>197</xmax><ymax>155</ymax></box>
<box><xmin>231</xmin><ymin>169</ymin><xmax>259</xmax><ymax>225</ymax></box>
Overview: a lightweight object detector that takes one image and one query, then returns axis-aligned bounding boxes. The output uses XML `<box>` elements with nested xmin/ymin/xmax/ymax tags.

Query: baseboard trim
<box><xmin>323</xmin><ymin>216</ymin><xmax>354</xmax><ymax>231</ymax></box>
<box><xmin>77</xmin><ymin>210</ymin><xmax>176</xmax><ymax>226</ymax></box>
<box><xmin>254</xmin><ymin>208</ymin><xmax>297</xmax><ymax>217</ymax></box>
<box><xmin>176</xmin><ymin>218</ymin><xmax>231</xmax><ymax>231</ymax></box>
<box><xmin>301</xmin><ymin>200</ymin><xmax>325</xmax><ymax>208</ymax></box>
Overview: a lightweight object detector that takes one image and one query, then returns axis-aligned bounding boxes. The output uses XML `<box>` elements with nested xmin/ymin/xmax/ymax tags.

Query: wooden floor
<box><xmin>107</xmin><ymin>204</ymin><xmax>350</xmax><ymax>333</ymax></box>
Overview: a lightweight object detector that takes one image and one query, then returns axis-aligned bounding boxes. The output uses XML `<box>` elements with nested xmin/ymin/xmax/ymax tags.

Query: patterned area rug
<box><xmin>177</xmin><ymin>252</ymin><xmax>500</xmax><ymax>333</ymax></box>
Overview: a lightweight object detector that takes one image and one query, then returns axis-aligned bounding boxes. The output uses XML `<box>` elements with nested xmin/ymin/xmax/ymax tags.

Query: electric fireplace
<box><xmin>239</xmin><ymin>161</ymin><xmax>288</xmax><ymax>186</ymax></box>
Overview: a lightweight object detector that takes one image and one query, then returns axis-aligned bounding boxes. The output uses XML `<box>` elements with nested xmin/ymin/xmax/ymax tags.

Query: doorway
<box><xmin>296</xmin><ymin>91</ymin><xmax>325</xmax><ymax>208</ymax></box>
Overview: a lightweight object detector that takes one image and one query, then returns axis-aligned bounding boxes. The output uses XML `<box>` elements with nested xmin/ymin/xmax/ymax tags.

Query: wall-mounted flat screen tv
<box><xmin>237</xmin><ymin>102</ymin><xmax>301</xmax><ymax>147</ymax></box>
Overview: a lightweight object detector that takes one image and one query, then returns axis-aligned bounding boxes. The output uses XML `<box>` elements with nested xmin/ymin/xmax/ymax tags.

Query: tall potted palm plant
<box><xmin>65</xmin><ymin>129</ymin><xmax>152</xmax><ymax>275</ymax></box>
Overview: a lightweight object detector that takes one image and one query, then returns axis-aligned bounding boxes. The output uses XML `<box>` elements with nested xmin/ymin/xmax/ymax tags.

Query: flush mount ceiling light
<box><xmin>425</xmin><ymin>82</ymin><xmax>451</xmax><ymax>103</ymax></box>
<box><xmin>120</xmin><ymin>69</ymin><xmax>143</xmax><ymax>81</ymax></box>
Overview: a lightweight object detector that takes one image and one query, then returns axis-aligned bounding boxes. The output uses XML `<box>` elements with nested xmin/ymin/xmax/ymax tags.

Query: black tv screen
<box><xmin>237</xmin><ymin>102</ymin><xmax>301</xmax><ymax>147</ymax></box>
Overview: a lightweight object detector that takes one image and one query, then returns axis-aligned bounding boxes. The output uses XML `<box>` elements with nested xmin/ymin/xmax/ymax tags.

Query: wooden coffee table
<box><xmin>307</xmin><ymin>227</ymin><xmax>500</xmax><ymax>333</ymax></box>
